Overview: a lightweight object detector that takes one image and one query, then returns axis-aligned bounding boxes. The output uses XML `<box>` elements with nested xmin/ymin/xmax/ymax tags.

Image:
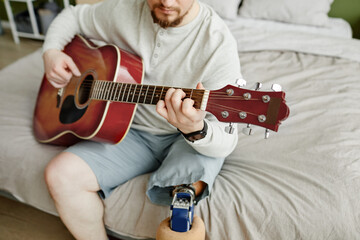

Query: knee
<box><xmin>44</xmin><ymin>152</ymin><xmax>78</xmax><ymax>197</ymax></box>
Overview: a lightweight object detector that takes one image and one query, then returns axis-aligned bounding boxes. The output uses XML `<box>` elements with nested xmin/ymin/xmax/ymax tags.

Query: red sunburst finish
<box><xmin>33</xmin><ymin>35</ymin><xmax>143</xmax><ymax>146</ymax></box>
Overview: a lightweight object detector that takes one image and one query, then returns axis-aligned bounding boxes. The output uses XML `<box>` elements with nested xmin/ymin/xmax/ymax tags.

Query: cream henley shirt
<box><xmin>43</xmin><ymin>0</ymin><xmax>242</xmax><ymax>158</ymax></box>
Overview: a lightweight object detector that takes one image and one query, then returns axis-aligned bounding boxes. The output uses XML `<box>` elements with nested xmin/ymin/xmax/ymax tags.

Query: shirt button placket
<box><xmin>151</xmin><ymin>30</ymin><xmax>164</xmax><ymax>67</ymax></box>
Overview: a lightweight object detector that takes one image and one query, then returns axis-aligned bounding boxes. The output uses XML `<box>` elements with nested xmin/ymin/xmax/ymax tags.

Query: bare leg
<box><xmin>44</xmin><ymin>152</ymin><xmax>107</xmax><ymax>240</ymax></box>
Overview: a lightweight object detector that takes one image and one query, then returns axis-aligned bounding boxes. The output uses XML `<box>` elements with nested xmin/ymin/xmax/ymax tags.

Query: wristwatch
<box><xmin>179</xmin><ymin>121</ymin><xmax>208</xmax><ymax>142</ymax></box>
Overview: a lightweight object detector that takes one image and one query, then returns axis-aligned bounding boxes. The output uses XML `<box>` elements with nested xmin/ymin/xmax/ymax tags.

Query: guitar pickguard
<box><xmin>59</xmin><ymin>95</ymin><xmax>87</xmax><ymax>124</ymax></box>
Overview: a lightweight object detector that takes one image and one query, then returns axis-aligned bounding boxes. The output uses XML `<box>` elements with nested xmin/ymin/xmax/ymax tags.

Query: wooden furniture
<box><xmin>3</xmin><ymin>0</ymin><xmax>70</xmax><ymax>44</ymax></box>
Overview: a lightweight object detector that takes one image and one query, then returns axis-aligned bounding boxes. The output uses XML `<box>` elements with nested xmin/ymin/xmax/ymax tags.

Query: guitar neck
<box><xmin>90</xmin><ymin>80</ymin><xmax>209</xmax><ymax>110</ymax></box>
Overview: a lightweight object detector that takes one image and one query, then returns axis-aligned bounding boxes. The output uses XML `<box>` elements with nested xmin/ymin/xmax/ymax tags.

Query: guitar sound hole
<box><xmin>78</xmin><ymin>75</ymin><xmax>94</xmax><ymax>105</ymax></box>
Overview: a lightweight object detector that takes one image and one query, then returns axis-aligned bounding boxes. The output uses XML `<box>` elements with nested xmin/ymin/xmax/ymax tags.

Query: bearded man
<box><xmin>42</xmin><ymin>0</ymin><xmax>242</xmax><ymax>239</ymax></box>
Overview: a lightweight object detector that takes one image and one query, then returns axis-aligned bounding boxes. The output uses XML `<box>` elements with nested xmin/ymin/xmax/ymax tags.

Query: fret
<box><xmin>109</xmin><ymin>82</ymin><xmax>116</xmax><ymax>101</ymax></box>
<box><xmin>150</xmin><ymin>86</ymin><xmax>156</xmax><ymax>104</ymax></box>
<box><xmin>101</xmin><ymin>81</ymin><xmax>107</xmax><ymax>100</ymax></box>
<box><xmin>131</xmin><ymin>84</ymin><xmax>137</xmax><ymax>103</ymax></box>
<box><xmin>95</xmin><ymin>81</ymin><xmax>100</xmax><ymax>99</ymax></box>
<box><xmin>190</xmin><ymin>89</ymin><xmax>193</xmax><ymax>99</ymax></box>
<box><xmin>113</xmin><ymin>82</ymin><xmax>119</xmax><ymax>101</ymax></box>
<box><xmin>99</xmin><ymin>81</ymin><xmax>106</xmax><ymax>100</ymax></box>
<box><xmin>121</xmin><ymin>84</ymin><xmax>128</xmax><ymax>102</ymax></box>
<box><xmin>136</xmin><ymin>85</ymin><xmax>143</xmax><ymax>103</ymax></box>
<box><xmin>145</xmin><ymin>85</ymin><xmax>154</xmax><ymax>104</ymax></box>
<box><xmin>91</xmin><ymin>81</ymin><xmax>98</xmax><ymax>99</ymax></box>
<box><xmin>143</xmin><ymin>85</ymin><xmax>149</xmax><ymax>104</ymax></box>
<box><xmin>94</xmin><ymin>81</ymin><xmax>99</xmax><ymax>99</ymax></box>
<box><xmin>116</xmin><ymin>83</ymin><xmax>123</xmax><ymax>101</ymax></box>
<box><xmin>159</xmin><ymin>86</ymin><xmax>165</xmax><ymax>101</ymax></box>
<box><xmin>104</xmin><ymin>82</ymin><xmax>111</xmax><ymax>100</ymax></box>
<box><xmin>126</xmin><ymin>84</ymin><xmax>132</xmax><ymax>102</ymax></box>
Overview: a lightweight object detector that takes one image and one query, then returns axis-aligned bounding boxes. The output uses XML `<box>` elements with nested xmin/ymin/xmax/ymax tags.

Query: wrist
<box><xmin>178</xmin><ymin>120</ymin><xmax>208</xmax><ymax>142</ymax></box>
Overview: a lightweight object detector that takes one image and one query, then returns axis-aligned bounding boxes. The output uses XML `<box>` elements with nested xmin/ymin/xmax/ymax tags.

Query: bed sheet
<box><xmin>227</xmin><ymin>17</ymin><xmax>360</xmax><ymax>62</ymax></box>
<box><xmin>1</xmin><ymin>31</ymin><xmax>360</xmax><ymax>239</ymax></box>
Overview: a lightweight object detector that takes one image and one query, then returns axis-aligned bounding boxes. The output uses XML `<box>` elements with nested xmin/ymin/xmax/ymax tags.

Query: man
<box><xmin>43</xmin><ymin>0</ymin><xmax>241</xmax><ymax>239</ymax></box>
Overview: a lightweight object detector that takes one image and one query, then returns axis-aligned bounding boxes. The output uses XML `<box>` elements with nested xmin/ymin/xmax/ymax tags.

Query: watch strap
<box><xmin>178</xmin><ymin>121</ymin><xmax>208</xmax><ymax>142</ymax></box>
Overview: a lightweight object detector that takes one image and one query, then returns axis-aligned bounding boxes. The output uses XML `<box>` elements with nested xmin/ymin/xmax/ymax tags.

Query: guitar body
<box><xmin>33</xmin><ymin>35</ymin><xmax>144</xmax><ymax>146</ymax></box>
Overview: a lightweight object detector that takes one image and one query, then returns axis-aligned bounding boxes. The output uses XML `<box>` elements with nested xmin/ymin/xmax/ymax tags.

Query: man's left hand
<box><xmin>156</xmin><ymin>82</ymin><xmax>206</xmax><ymax>134</ymax></box>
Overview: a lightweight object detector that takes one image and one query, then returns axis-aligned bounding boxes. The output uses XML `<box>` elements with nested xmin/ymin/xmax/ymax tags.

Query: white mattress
<box><xmin>1</xmin><ymin>19</ymin><xmax>360</xmax><ymax>239</ymax></box>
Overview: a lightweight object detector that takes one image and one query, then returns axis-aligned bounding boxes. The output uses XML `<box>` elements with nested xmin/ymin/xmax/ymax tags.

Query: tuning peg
<box><xmin>225</xmin><ymin>122</ymin><xmax>235</xmax><ymax>134</ymax></box>
<box><xmin>236</xmin><ymin>78</ymin><xmax>247</xmax><ymax>87</ymax></box>
<box><xmin>254</xmin><ymin>82</ymin><xmax>262</xmax><ymax>91</ymax></box>
<box><xmin>264</xmin><ymin>129</ymin><xmax>270</xmax><ymax>139</ymax></box>
<box><xmin>242</xmin><ymin>124</ymin><xmax>253</xmax><ymax>135</ymax></box>
<box><xmin>271</xmin><ymin>84</ymin><xmax>282</xmax><ymax>92</ymax></box>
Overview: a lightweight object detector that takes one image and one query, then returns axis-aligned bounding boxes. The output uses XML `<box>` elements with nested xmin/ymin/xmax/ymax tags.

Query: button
<box><xmin>154</xmin><ymin>54</ymin><xmax>158</xmax><ymax>58</ymax></box>
<box><xmin>159</xmin><ymin>31</ymin><xmax>164</xmax><ymax>36</ymax></box>
<box><xmin>157</xmin><ymin>43</ymin><xmax>161</xmax><ymax>47</ymax></box>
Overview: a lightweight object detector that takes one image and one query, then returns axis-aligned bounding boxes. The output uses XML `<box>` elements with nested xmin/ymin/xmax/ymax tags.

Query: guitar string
<box><xmin>206</xmin><ymin>102</ymin><xmax>258</xmax><ymax>116</ymax></box>
<box><xmin>77</xmin><ymin>80</ymin><xmax>265</xmax><ymax>102</ymax></box>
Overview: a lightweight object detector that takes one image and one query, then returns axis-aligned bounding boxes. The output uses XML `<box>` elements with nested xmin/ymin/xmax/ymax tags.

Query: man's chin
<box><xmin>151</xmin><ymin>11</ymin><xmax>183</xmax><ymax>28</ymax></box>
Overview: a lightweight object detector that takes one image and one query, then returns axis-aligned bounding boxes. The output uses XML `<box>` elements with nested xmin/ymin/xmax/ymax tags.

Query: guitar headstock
<box><xmin>206</xmin><ymin>83</ymin><xmax>289</xmax><ymax>133</ymax></box>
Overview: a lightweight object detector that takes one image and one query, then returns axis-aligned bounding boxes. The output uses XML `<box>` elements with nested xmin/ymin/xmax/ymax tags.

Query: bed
<box><xmin>1</xmin><ymin>0</ymin><xmax>360</xmax><ymax>239</ymax></box>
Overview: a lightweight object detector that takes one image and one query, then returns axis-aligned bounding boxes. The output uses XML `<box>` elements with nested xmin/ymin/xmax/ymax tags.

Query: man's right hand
<box><xmin>43</xmin><ymin>49</ymin><xmax>81</xmax><ymax>88</ymax></box>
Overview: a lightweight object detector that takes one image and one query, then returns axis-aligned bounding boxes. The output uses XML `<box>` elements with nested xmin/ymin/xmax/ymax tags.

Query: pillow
<box><xmin>238</xmin><ymin>0</ymin><xmax>334</xmax><ymax>27</ymax></box>
<box><xmin>201</xmin><ymin>0</ymin><xmax>242</xmax><ymax>20</ymax></box>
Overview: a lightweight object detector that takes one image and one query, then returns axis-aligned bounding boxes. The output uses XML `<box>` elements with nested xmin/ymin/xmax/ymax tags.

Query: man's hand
<box><xmin>43</xmin><ymin>49</ymin><xmax>81</xmax><ymax>88</ymax></box>
<box><xmin>156</xmin><ymin>82</ymin><xmax>206</xmax><ymax>134</ymax></box>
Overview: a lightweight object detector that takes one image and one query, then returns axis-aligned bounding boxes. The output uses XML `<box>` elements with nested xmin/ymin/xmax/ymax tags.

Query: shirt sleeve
<box><xmin>42</xmin><ymin>0</ymin><xmax>116</xmax><ymax>53</ymax></box>
<box><xmin>185</xmin><ymin>15</ymin><xmax>243</xmax><ymax>158</ymax></box>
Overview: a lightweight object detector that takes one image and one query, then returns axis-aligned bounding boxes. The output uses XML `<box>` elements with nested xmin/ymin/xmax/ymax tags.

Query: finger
<box><xmin>196</xmin><ymin>82</ymin><xmax>205</xmax><ymax>90</ymax></box>
<box><xmin>56</xmin><ymin>65</ymin><xmax>73</xmax><ymax>82</ymax></box>
<box><xmin>65</xmin><ymin>56</ymin><xmax>81</xmax><ymax>76</ymax></box>
<box><xmin>170</xmin><ymin>89</ymin><xmax>186</xmax><ymax>114</ymax></box>
<box><xmin>46</xmin><ymin>71</ymin><xmax>68</xmax><ymax>87</ymax></box>
<box><xmin>164</xmin><ymin>88</ymin><xmax>176</xmax><ymax>116</ymax></box>
<box><xmin>182</xmin><ymin>98</ymin><xmax>197</xmax><ymax>118</ymax></box>
<box><xmin>50</xmin><ymin>81</ymin><xmax>67</xmax><ymax>89</ymax></box>
<box><xmin>156</xmin><ymin>100</ymin><xmax>168</xmax><ymax>120</ymax></box>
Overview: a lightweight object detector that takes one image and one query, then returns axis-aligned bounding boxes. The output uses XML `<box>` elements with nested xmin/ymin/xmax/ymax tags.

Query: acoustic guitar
<box><xmin>33</xmin><ymin>35</ymin><xmax>289</xmax><ymax>146</ymax></box>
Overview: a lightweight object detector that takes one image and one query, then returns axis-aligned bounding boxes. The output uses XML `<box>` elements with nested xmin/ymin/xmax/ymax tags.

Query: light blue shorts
<box><xmin>65</xmin><ymin>128</ymin><xmax>224</xmax><ymax>206</ymax></box>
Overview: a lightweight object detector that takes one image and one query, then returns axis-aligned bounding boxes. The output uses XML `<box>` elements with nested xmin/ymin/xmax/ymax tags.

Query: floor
<box><xmin>0</xmin><ymin>28</ymin><xmax>43</xmax><ymax>70</ymax></box>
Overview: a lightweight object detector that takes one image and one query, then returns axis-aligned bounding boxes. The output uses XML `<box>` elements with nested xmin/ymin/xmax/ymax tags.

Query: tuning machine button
<box><xmin>254</xmin><ymin>82</ymin><xmax>262</xmax><ymax>91</ymax></box>
<box><xmin>236</xmin><ymin>78</ymin><xmax>247</xmax><ymax>87</ymax></box>
<box><xmin>271</xmin><ymin>84</ymin><xmax>282</xmax><ymax>92</ymax></box>
<box><xmin>265</xmin><ymin>129</ymin><xmax>270</xmax><ymax>139</ymax></box>
<box><xmin>242</xmin><ymin>124</ymin><xmax>253</xmax><ymax>136</ymax></box>
<box><xmin>225</xmin><ymin>123</ymin><xmax>235</xmax><ymax>134</ymax></box>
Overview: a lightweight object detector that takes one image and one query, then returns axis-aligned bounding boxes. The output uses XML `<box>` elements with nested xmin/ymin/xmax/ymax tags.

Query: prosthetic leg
<box><xmin>156</xmin><ymin>185</ymin><xmax>205</xmax><ymax>240</ymax></box>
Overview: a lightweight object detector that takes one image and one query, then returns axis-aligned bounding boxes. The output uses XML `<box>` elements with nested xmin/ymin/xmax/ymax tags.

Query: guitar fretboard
<box><xmin>90</xmin><ymin>80</ymin><xmax>207</xmax><ymax>110</ymax></box>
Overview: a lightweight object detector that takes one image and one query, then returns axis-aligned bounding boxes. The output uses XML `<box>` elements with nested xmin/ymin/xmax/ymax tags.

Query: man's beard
<box><xmin>150</xmin><ymin>4</ymin><xmax>189</xmax><ymax>28</ymax></box>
